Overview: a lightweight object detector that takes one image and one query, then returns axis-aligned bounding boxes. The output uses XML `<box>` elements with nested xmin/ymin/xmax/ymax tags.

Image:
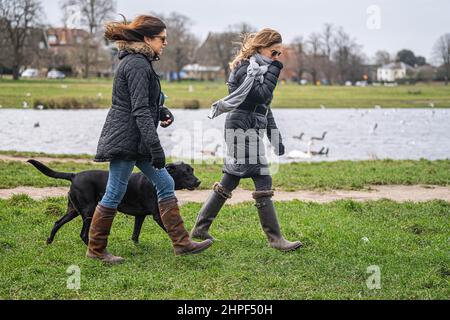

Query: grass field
<box><xmin>1</xmin><ymin>78</ymin><xmax>450</xmax><ymax>108</ymax></box>
<box><xmin>0</xmin><ymin>195</ymin><xmax>448</xmax><ymax>299</ymax></box>
<box><xmin>1</xmin><ymin>155</ymin><xmax>449</xmax><ymax>191</ymax></box>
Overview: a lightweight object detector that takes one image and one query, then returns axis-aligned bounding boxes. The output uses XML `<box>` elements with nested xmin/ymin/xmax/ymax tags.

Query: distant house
<box><xmin>377</xmin><ymin>62</ymin><xmax>414</xmax><ymax>82</ymax></box>
<box><xmin>182</xmin><ymin>64</ymin><xmax>222</xmax><ymax>81</ymax></box>
<box><xmin>46</xmin><ymin>27</ymin><xmax>113</xmax><ymax>77</ymax></box>
<box><xmin>278</xmin><ymin>46</ymin><xmax>299</xmax><ymax>81</ymax></box>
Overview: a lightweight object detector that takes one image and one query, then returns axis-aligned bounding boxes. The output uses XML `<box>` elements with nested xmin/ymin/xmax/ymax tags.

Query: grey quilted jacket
<box><xmin>223</xmin><ymin>60</ymin><xmax>284</xmax><ymax>178</ymax></box>
<box><xmin>95</xmin><ymin>50</ymin><xmax>162</xmax><ymax>162</ymax></box>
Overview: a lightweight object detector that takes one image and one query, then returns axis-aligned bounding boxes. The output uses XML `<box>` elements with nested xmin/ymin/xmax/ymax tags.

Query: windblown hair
<box><xmin>104</xmin><ymin>14</ymin><xmax>166</xmax><ymax>42</ymax></box>
<box><xmin>229</xmin><ymin>28</ymin><xmax>283</xmax><ymax>70</ymax></box>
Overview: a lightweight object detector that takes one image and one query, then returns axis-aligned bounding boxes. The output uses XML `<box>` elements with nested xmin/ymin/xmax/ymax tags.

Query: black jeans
<box><xmin>220</xmin><ymin>173</ymin><xmax>272</xmax><ymax>192</ymax></box>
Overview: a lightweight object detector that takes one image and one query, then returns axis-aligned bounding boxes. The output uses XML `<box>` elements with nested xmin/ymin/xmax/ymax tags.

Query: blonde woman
<box><xmin>191</xmin><ymin>28</ymin><xmax>302</xmax><ymax>251</ymax></box>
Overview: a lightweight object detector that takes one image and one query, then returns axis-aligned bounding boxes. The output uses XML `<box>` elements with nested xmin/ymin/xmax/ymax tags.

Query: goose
<box><xmin>311</xmin><ymin>147</ymin><xmax>329</xmax><ymax>156</ymax></box>
<box><xmin>311</xmin><ymin>131</ymin><xmax>327</xmax><ymax>141</ymax></box>
<box><xmin>293</xmin><ymin>132</ymin><xmax>305</xmax><ymax>140</ymax></box>
<box><xmin>34</xmin><ymin>122</ymin><xmax>40</xmax><ymax>128</ymax></box>
<box><xmin>201</xmin><ymin>144</ymin><xmax>221</xmax><ymax>157</ymax></box>
<box><xmin>23</xmin><ymin>101</ymin><xmax>29</xmax><ymax>109</ymax></box>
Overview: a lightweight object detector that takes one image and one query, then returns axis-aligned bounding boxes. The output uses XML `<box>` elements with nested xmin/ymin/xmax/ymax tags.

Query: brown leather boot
<box><xmin>159</xmin><ymin>197</ymin><xmax>213</xmax><ymax>256</ymax></box>
<box><xmin>86</xmin><ymin>204</ymin><xmax>124</xmax><ymax>264</ymax></box>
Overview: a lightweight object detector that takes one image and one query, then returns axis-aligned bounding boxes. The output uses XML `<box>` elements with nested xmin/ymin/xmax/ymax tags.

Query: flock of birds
<box><xmin>19</xmin><ymin>93</ymin><xmax>441</xmax><ymax>161</ymax></box>
<box><xmin>288</xmin><ymin>131</ymin><xmax>329</xmax><ymax>159</ymax></box>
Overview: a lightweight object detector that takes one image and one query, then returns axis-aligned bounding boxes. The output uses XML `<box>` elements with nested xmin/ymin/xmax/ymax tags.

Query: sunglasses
<box><xmin>153</xmin><ymin>35</ymin><xmax>167</xmax><ymax>43</ymax></box>
<box><xmin>271</xmin><ymin>50</ymin><xmax>282</xmax><ymax>57</ymax></box>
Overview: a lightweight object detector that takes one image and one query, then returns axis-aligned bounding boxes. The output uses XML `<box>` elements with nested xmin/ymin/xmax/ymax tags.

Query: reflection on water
<box><xmin>0</xmin><ymin>108</ymin><xmax>449</xmax><ymax>162</ymax></box>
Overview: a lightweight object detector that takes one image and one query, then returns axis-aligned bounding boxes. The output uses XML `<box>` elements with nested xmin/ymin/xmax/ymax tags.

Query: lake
<box><xmin>0</xmin><ymin>108</ymin><xmax>449</xmax><ymax>162</ymax></box>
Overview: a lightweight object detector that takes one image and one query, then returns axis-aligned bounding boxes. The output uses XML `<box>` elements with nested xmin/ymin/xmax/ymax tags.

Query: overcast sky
<box><xmin>42</xmin><ymin>0</ymin><xmax>450</xmax><ymax>62</ymax></box>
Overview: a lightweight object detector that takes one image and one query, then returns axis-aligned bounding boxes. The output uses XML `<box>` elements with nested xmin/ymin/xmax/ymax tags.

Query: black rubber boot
<box><xmin>191</xmin><ymin>183</ymin><xmax>232</xmax><ymax>240</ymax></box>
<box><xmin>253</xmin><ymin>190</ymin><xmax>303</xmax><ymax>252</ymax></box>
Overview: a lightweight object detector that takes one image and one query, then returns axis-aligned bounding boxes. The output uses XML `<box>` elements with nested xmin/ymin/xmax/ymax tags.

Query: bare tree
<box><xmin>433</xmin><ymin>33</ymin><xmax>450</xmax><ymax>85</ymax></box>
<box><xmin>320</xmin><ymin>23</ymin><xmax>334</xmax><ymax>85</ymax></box>
<box><xmin>374</xmin><ymin>50</ymin><xmax>391</xmax><ymax>66</ymax></box>
<box><xmin>0</xmin><ymin>0</ymin><xmax>44</xmax><ymax>80</ymax></box>
<box><xmin>197</xmin><ymin>23</ymin><xmax>256</xmax><ymax>81</ymax></box>
<box><xmin>290</xmin><ymin>36</ymin><xmax>307</xmax><ymax>82</ymax></box>
<box><xmin>161</xmin><ymin>12</ymin><xmax>199</xmax><ymax>81</ymax></box>
<box><xmin>305</xmin><ymin>32</ymin><xmax>323</xmax><ymax>85</ymax></box>
<box><xmin>60</xmin><ymin>0</ymin><xmax>116</xmax><ymax>78</ymax></box>
<box><xmin>333</xmin><ymin>27</ymin><xmax>363</xmax><ymax>84</ymax></box>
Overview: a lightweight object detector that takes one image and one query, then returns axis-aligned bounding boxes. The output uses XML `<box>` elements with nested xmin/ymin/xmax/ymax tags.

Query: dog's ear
<box><xmin>165</xmin><ymin>163</ymin><xmax>176</xmax><ymax>174</ymax></box>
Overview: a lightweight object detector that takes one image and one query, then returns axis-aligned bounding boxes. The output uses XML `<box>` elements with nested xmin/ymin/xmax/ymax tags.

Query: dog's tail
<box><xmin>27</xmin><ymin>160</ymin><xmax>75</xmax><ymax>182</ymax></box>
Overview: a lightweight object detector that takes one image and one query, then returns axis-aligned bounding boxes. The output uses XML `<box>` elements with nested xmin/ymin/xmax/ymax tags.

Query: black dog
<box><xmin>27</xmin><ymin>160</ymin><xmax>201</xmax><ymax>245</ymax></box>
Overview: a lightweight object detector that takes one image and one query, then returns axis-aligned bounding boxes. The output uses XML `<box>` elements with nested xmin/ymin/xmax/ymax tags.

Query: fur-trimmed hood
<box><xmin>116</xmin><ymin>40</ymin><xmax>160</xmax><ymax>61</ymax></box>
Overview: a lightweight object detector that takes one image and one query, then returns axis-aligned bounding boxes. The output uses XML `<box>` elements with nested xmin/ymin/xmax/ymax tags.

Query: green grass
<box><xmin>1</xmin><ymin>157</ymin><xmax>449</xmax><ymax>191</ymax></box>
<box><xmin>0</xmin><ymin>195</ymin><xmax>448</xmax><ymax>299</ymax></box>
<box><xmin>1</xmin><ymin>78</ymin><xmax>450</xmax><ymax>108</ymax></box>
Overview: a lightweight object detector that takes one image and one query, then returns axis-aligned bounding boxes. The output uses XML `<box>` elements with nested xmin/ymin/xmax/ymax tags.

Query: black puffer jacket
<box><xmin>223</xmin><ymin>59</ymin><xmax>284</xmax><ymax>178</ymax></box>
<box><xmin>95</xmin><ymin>44</ymin><xmax>162</xmax><ymax>162</ymax></box>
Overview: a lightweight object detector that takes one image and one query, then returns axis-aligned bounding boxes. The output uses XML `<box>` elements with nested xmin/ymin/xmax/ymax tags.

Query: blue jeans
<box><xmin>99</xmin><ymin>159</ymin><xmax>175</xmax><ymax>209</ymax></box>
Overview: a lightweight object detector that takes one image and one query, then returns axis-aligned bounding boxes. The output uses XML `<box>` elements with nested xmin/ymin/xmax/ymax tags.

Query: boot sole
<box><xmin>86</xmin><ymin>252</ymin><xmax>125</xmax><ymax>265</ymax></box>
<box><xmin>176</xmin><ymin>240</ymin><xmax>213</xmax><ymax>256</ymax></box>
<box><xmin>275</xmin><ymin>242</ymin><xmax>303</xmax><ymax>252</ymax></box>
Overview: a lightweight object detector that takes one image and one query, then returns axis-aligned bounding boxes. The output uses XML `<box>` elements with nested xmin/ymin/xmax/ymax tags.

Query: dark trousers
<box><xmin>220</xmin><ymin>173</ymin><xmax>273</xmax><ymax>192</ymax></box>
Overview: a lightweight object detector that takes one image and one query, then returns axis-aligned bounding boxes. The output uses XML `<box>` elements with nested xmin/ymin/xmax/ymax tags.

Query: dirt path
<box><xmin>0</xmin><ymin>155</ymin><xmax>95</xmax><ymax>164</ymax></box>
<box><xmin>1</xmin><ymin>185</ymin><xmax>449</xmax><ymax>203</ymax></box>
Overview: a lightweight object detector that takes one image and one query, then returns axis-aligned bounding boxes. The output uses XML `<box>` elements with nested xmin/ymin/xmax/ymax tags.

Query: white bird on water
<box><xmin>288</xmin><ymin>141</ymin><xmax>314</xmax><ymax>159</ymax></box>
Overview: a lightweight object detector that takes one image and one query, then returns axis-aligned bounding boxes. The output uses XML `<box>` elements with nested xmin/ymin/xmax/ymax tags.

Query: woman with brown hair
<box><xmin>191</xmin><ymin>28</ymin><xmax>302</xmax><ymax>252</ymax></box>
<box><xmin>88</xmin><ymin>14</ymin><xmax>212</xmax><ymax>264</ymax></box>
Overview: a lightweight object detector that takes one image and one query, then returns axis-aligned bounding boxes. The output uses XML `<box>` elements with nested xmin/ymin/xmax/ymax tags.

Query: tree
<box><xmin>60</xmin><ymin>0</ymin><xmax>116</xmax><ymax>78</ymax></box>
<box><xmin>332</xmin><ymin>27</ymin><xmax>366</xmax><ymax>84</ymax></box>
<box><xmin>320</xmin><ymin>23</ymin><xmax>335</xmax><ymax>85</ymax></box>
<box><xmin>305</xmin><ymin>32</ymin><xmax>323</xmax><ymax>85</ymax></box>
<box><xmin>433</xmin><ymin>33</ymin><xmax>450</xmax><ymax>85</ymax></box>
<box><xmin>396</xmin><ymin>49</ymin><xmax>426</xmax><ymax>67</ymax></box>
<box><xmin>374</xmin><ymin>50</ymin><xmax>391</xmax><ymax>66</ymax></box>
<box><xmin>196</xmin><ymin>23</ymin><xmax>256</xmax><ymax>81</ymax></box>
<box><xmin>0</xmin><ymin>0</ymin><xmax>44</xmax><ymax>80</ymax></box>
<box><xmin>290</xmin><ymin>36</ymin><xmax>307</xmax><ymax>82</ymax></box>
<box><xmin>162</xmin><ymin>12</ymin><xmax>199</xmax><ymax>81</ymax></box>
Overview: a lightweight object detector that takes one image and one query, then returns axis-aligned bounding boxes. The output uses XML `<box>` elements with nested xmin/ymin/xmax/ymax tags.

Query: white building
<box><xmin>182</xmin><ymin>64</ymin><xmax>222</xmax><ymax>80</ymax></box>
<box><xmin>377</xmin><ymin>62</ymin><xmax>413</xmax><ymax>82</ymax></box>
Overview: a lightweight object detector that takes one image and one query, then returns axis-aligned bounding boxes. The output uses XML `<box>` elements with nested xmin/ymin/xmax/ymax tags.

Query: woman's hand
<box><xmin>150</xmin><ymin>142</ymin><xmax>166</xmax><ymax>169</ymax></box>
<box><xmin>159</xmin><ymin>106</ymin><xmax>174</xmax><ymax>128</ymax></box>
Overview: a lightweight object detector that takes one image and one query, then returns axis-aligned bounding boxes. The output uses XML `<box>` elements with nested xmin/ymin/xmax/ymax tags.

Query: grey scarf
<box><xmin>208</xmin><ymin>53</ymin><xmax>272</xmax><ymax>119</ymax></box>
